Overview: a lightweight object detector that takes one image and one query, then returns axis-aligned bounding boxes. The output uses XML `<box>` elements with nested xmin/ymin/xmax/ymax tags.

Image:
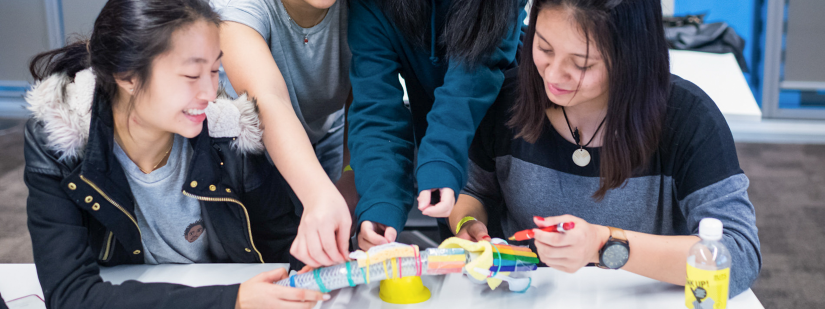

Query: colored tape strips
<box><xmin>493</xmin><ymin>259</ymin><xmax>539</xmax><ymax>267</ymax></box>
<box><xmin>313</xmin><ymin>268</ymin><xmax>330</xmax><ymax>293</ymax></box>
<box><xmin>428</xmin><ymin>261</ymin><xmax>465</xmax><ymax>269</ymax></box>
<box><xmin>493</xmin><ymin>253</ymin><xmax>540</xmax><ymax>264</ymax></box>
<box><xmin>428</xmin><ymin>267</ymin><xmax>464</xmax><ymax>274</ymax></box>
<box><xmin>493</xmin><ymin>247</ymin><xmax>538</xmax><ymax>258</ymax></box>
<box><xmin>493</xmin><ymin>244</ymin><xmax>532</xmax><ymax>252</ymax></box>
<box><xmin>489</xmin><ymin>264</ymin><xmax>538</xmax><ymax>272</ymax></box>
<box><xmin>345</xmin><ymin>261</ymin><xmax>355</xmax><ymax>287</ymax></box>
<box><xmin>428</xmin><ymin>254</ymin><xmax>466</xmax><ymax>262</ymax></box>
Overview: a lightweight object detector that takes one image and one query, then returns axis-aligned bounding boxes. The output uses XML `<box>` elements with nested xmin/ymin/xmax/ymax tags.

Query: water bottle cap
<box><xmin>699</xmin><ymin>218</ymin><xmax>723</xmax><ymax>241</ymax></box>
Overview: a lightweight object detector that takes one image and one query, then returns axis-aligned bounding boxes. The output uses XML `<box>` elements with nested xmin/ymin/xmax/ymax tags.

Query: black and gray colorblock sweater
<box><xmin>463</xmin><ymin>74</ymin><xmax>761</xmax><ymax>296</ymax></box>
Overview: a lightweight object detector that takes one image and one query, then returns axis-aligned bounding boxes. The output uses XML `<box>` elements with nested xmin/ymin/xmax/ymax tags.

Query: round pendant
<box><xmin>572</xmin><ymin>148</ymin><xmax>591</xmax><ymax>167</ymax></box>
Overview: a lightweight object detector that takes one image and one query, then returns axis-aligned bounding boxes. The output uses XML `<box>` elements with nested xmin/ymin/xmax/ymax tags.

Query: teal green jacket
<box><xmin>347</xmin><ymin>0</ymin><xmax>526</xmax><ymax>232</ymax></box>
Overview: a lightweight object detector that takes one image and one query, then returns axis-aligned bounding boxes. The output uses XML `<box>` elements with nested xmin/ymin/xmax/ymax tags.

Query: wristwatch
<box><xmin>597</xmin><ymin>226</ymin><xmax>630</xmax><ymax>269</ymax></box>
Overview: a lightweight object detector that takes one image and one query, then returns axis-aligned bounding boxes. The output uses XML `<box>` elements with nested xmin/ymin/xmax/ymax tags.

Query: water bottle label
<box><xmin>685</xmin><ymin>264</ymin><xmax>729</xmax><ymax>309</ymax></box>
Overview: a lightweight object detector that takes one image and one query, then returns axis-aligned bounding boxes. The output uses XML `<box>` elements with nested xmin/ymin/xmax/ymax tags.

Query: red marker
<box><xmin>508</xmin><ymin>221</ymin><xmax>575</xmax><ymax>241</ymax></box>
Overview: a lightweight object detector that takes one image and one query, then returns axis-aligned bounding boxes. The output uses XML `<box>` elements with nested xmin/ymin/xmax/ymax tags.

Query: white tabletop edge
<box><xmin>1</xmin><ymin>264</ymin><xmax>763</xmax><ymax>309</ymax></box>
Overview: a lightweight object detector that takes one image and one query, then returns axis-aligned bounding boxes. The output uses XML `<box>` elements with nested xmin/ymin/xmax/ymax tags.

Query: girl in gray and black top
<box><xmin>448</xmin><ymin>0</ymin><xmax>760</xmax><ymax>297</ymax></box>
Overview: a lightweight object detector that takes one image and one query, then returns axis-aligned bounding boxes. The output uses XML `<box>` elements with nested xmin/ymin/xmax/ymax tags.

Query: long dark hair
<box><xmin>29</xmin><ymin>0</ymin><xmax>220</xmax><ymax>111</ymax></box>
<box><xmin>376</xmin><ymin>0</ymin><xmax>520</xmax><ymax>66</ymax></box>
<box><xmin>508</xmin><ymin>0</ymin><xmax>671</xmax><ymax>200</ymax></box>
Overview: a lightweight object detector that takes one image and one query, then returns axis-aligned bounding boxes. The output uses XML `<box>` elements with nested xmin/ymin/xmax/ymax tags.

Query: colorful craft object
<box><xmin>274</xmin><ymin>237</ymin><xmax>539</xmax><ymax>294</ymax></box>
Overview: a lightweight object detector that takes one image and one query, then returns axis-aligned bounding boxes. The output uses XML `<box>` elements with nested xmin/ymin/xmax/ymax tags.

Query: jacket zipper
<box><xmin>181</xmin><ymin>190</ymin><xmax>264</xmax><ymax>263</ymax></box>
<box><xmin>100</xmin><ymin>231</ymin><xmax>114</xmax><ymax>261</ymax></box>
<box><xmin>80</xmin><ymin>175</ymin><xmax>142</xmax><ymax>235</ymax></box>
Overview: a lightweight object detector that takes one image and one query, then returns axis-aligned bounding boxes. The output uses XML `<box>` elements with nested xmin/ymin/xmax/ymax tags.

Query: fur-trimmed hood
<box><xmin>25</xmin><ymin>68</ymin><xmax>264</xmax><ymax>162</ymax></box>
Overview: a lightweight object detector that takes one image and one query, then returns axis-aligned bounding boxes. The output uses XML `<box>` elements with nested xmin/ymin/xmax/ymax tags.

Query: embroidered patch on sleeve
<box><xmin>184</xmin><ymin>219</ymin><xmax>205</xmax><ymax>243</ymax></box>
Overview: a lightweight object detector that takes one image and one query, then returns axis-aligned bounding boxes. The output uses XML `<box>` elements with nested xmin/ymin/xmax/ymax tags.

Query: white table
<box><xmin>669</xmin><ymin>50</ymin><xmax>762</xmax><ymax>122</ymax></box>
<box><xmin>1</xmin><ymin>263</ymin><xmax>763</xmax><ymax>308</ymax></box>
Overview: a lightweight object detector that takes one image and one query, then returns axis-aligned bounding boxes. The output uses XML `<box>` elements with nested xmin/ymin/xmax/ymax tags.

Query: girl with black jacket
<box><xmin>23</xmin><ymin>0</ymin><xmax>324</xmax><ymax>308</ymax></box>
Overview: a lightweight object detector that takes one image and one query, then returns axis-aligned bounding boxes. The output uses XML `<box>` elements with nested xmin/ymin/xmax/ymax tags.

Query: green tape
<box><xmin>497</xmin><ymin>253</ymin><xmax>540</xmax><ymax>264</ymax></box>
<box><xmin>313</xmin><ymin>268</ymin><xmax>330</xmax><ymax>293</ymax></box>
<box><xmin>345</xmin><ymin>261</ymin><xmax>355</xmax><ymax>287</ymax></box>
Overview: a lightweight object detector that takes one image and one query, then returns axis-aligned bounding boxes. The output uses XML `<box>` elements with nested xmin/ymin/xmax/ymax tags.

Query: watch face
<box><xmin>601</xmin><ymin>243</ymin><xmax>629</xmax><ymax>269</ymax></box>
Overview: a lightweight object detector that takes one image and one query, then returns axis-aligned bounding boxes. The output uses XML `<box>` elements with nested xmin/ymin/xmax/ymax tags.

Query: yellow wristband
<box><xmin>343</xmin><ymin>165</ymin><xmax>353</xmax><ymax>173</ymax></box>
<box><xmin>455</xmin><ymin>216</ymin><xmax>477</xmax><ymax>235</ymax></box>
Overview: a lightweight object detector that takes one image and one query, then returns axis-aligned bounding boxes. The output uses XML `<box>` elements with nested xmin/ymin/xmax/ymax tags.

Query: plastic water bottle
<box><xmin>686</xmin><ymin>218</ymin><xmax>731</xmax><ymax>309</ymax></box>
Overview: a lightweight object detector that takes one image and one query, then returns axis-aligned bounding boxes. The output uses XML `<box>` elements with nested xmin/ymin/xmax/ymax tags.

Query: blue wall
<box><xmin>674</xmin><ymin>0</ymin><xmax>825</xmax><ymax>112</ymax></box>
<box><xmin>674</xmin><ymin>0</ymin><xmax>761</xmax><ymax>100</ymax></box>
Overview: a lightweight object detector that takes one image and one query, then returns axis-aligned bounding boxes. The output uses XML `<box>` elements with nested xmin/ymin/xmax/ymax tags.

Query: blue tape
<box><xmin>492</xmin><ymin>245</ymin><xmax>503</xmax><ymax>277</ymax></box>
<box><xmin>289</xmin><ymin>274</ymin><xmax>296</xmax><ymax>287</ymax></box>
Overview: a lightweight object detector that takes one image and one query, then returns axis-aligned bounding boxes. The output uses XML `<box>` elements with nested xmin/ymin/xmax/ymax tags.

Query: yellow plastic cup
<box><xmin>379</xmin><ymin>276</ymin><xmax>431</xmax><ymax>304</ymax></box>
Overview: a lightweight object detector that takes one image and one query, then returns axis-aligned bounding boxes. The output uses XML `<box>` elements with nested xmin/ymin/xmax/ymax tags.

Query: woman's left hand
<box><xmin>417</xmin><ymin>188</ymin><xmax>456</xmax><ymax>217</ymax></box>
<box><xmin>532</xmin><ymin>215</ymin><xmax>609</xmax><ymax>273</ymax></box>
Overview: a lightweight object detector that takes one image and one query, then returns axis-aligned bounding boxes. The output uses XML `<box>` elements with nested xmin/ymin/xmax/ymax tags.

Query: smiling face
<box><xmin>123</xmin><ymin>20</ymin><xmax>222</xmax><ymax>138</ymax></box>
<box><xmin>532</xmin><ymin>7</ymin><xmax>609</xmax><ymax>109</ymax></box>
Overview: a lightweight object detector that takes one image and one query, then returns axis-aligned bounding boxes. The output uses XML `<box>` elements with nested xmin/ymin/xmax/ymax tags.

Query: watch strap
<box><xmin>606</xmin><ymin>226</ymin><xmax>628</xmax><ymax>242</ymax></box>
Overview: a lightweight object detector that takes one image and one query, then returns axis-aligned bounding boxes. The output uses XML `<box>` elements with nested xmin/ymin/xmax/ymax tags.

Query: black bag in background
<box><xmin>664</xmin><ymin>14</ymin><xmax>749</xmax><ymax>73</ymax></box>
<box><xmin>0</xmin><ymin>293</ymin><xmax>8</xmax><ymax>309</ymax></box>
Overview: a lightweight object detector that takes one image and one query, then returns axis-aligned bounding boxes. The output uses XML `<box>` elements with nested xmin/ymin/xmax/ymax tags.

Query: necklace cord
<box><xmin>115</xmin><ymin>134</ymin><xmax>174</xmax><ymax>174</ymax></box>
<box><xmin>561</xmin><ymin>107</ymin><xmax>580</xmax><ymax>145</ymax></box>
<box><xmin>561</xmin><ymin>107</ymin><xmax>607</xmax><ymax>148</ymax></box>
<box><xmin>138</xmin><ymin>143</ymin><xmax>173</xmax><ymax>174</ymax></box>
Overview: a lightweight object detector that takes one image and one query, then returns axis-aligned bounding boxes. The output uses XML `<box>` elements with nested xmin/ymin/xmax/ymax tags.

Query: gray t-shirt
<box><xmin>213</xmin><ymin>0</ymin><xmax>350</xmax><ymax>144</ymax></box>
<box><xmin>114</xmin><ymin>135</ymin><xmax>211</xmax><ymax>264</ymax></box>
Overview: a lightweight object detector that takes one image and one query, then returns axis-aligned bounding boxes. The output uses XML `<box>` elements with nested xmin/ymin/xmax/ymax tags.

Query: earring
<box><xmin>129</xmin><ymin>88</ymin><xmax>133</xmax><ymax>93</ymax></box>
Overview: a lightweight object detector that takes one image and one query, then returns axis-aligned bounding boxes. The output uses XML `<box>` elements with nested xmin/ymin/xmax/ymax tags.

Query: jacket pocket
<box><xmin>98</xmin><ymin>231</ymin><xmax>115</xmax><ymax>262</ymax></box>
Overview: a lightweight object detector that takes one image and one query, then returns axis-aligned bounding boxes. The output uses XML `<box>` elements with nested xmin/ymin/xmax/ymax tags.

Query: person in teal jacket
<box><xmin>347</xmin><ymin>0</ymin><xmax>527</xmax><ymax>249</ymax></box>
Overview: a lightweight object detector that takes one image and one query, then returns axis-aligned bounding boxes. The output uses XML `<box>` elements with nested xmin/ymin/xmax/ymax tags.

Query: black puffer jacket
<box><xmin>23</xmin><ymin>70</ymin><xmax>300</xmax><ymax>309</ymax></box>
